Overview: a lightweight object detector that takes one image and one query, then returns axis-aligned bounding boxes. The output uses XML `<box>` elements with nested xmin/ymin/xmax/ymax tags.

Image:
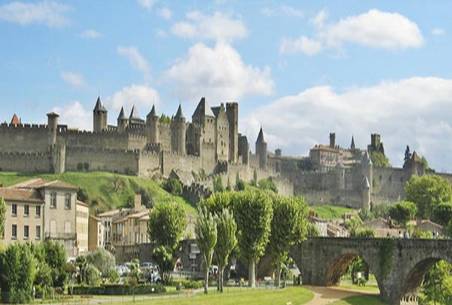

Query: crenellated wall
<box><xmin>0</xmin><ymin>151</ymin><xmax>51</xmax><ymax>173</ymax></box>
<box><xmin>0</xmin><ymin>123</ymin><xmax>49</xmax><ymax>152</ymax></box>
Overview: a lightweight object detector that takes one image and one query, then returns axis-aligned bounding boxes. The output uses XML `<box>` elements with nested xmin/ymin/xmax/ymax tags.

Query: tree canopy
<box><xmin>370</xmin><ymin>151</ymin><xmax>390</xmax><ymax>168</ymax></box>
<box><xmin>405</xmin><ymin>175</ymin><xmax>452</xmax><ymax>219</ymax></box>
<box><xmin>388</xmin><ymin>201</ymin><xmax>417</xmax><ymax>227</ymax></box>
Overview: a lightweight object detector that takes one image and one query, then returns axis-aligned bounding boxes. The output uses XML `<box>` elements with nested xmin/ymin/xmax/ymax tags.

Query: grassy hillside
<box><xmin>0</xmin><ymin>171</ymin><xmax>195</xmax><ymax>215</ymax></box>
<box><xmin>311</xmin><ymin>205</ymin><xmax>356</xmax><ymax>220</ymax></box>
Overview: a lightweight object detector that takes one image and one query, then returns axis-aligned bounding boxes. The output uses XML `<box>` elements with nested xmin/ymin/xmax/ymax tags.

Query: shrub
<box><xmin>163</xmin><ymin>178</ymin><xmax>183</xmax><ymax>196</ymax></box>
<box><xmin>85</xmin><ymin>264</ymin><xmax>101</xmax><ymax>286</ymax></box>
<box><xmin>432</xmin><ymin>202</ymin><xmax>452</xmax><ymax>226</ymax></box>
<box><xmin>71</xmin><ymin>284</ymin><xmax>166</xmax><ymax>295</ymax></box>
<box><xmin>258</xmin><ymin>178</ymin><xmax>278</xmax><ymax>193</ymax></box>
<box><xmin>85</xmin><ymin>248</ymin><xmax>116</xmax><ymax>277</ymax></box>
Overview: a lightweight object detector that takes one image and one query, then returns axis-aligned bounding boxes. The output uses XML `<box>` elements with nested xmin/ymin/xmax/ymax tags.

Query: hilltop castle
<box><xmin>1</xmin><ymin>97</ymin><xmax>451</xmax><ymax>209</ymax></box>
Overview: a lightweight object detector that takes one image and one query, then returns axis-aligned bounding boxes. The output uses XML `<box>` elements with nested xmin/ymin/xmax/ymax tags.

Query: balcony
<box><xmin>45</xmin><ymin>232</ymin><xmax>77</xmax><ymax>240</ymax></box>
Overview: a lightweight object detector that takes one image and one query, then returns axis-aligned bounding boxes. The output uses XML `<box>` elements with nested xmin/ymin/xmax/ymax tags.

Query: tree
<box><xmin>388</xmin><ymin>201</ymin><xmax>417</xmax><ymax>227</ymax></box>
<box><xmin>84</xmin><ymin>264</ymin><xmax>101</xmax><ymax>286</ymax></box>
<box><xmin>432</xmin><ymin>202</ymin><xmax>452</xmax><ymax>226</ymax></box>
<box><xmin>213</xmin><ymin>176</ymin><xmax>224</xmax><ymax>193</ymax></box>
<box><xmin>0</xmin><ymin>197</ymin><xmax>6</xmax><ymax>238</ymax></box>
<box><xmin>233</xmin><ymin>191</ymin><xmax>273</xmax><ymax>287</ymax></box>
<box><xmin>139</xmin><ymin>188</ymin><xmax>154</xmax><ymax>208</ymax></box>
<box><xmin>269</xmin><ymin>196</ymin><xmax>308</xmax><ymax>288</ymax></box>
<box><xmin>405</xmin><ymin>175</ymin><xmax>452</xmax><ymax>219</ymax></box>
<box><xmin>42</xmin><ymin>240</ymin><xmax>67</xmax><ymax>288</ymax></box>
<box><xmin>85</xmin><ymin>248</ymin><xmax>116</xmax><ymax>277</ymax></box>
<box><xmin>127</xmin><ymin>259</ymin><xmax>141</xmax><ymax>303</ymax></box>
<box><xmin>422</xmin><ymin>261</ymin><xmax>452</xmax><ymax>305</ymax></box>
<box><xmin>162</xmin><ymin>178</ymin><xmax>183</xmax><ymax>196</ymax></box>
<box><xmin>370</xmin><ymin>151</ymin><xmax>390</xmax><ymax>168</ymax></box>
<box><xmin>195</xmin><ymin>208</ymin><xmax>217</xmax><ymax>294</ymax></box>
<box><xmin>0</xmin><ymin>244</ymin><xmax>36</xmax><ymax>304</ymax></box>
<box><xmin>214</xmin><ymin>209</ymin><xmax>237</xmax><ymax>292</ymax></box>
<box><xmin>148</xmin><ymin>202</ymin><xmax>186</xmax><ymax>283</ymax></box>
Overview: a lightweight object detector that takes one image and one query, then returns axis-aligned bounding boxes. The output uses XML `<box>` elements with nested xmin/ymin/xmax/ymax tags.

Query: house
<box><xmin>0</xmin><ymin>178</ymin><xmax>89</xmax><ymax>257</ymax></box>
<box><xmin>88</xmin><ymin>215</ymin><xmax>105</xmax><ymax>251</ymax></box>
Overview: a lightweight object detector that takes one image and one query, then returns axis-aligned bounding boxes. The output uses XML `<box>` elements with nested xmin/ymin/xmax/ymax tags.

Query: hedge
<box><xmin>71</xmin><ymin>284</ymin><xmax>166</xmax><ymax>295</ymax></box>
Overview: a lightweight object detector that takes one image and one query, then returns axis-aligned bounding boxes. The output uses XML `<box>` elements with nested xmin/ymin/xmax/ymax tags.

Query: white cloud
<box><xmin>137</xmin><ymin>0</ymin><xmax>157</xmax><ymax>10</ymax></box>
<box><xmin>280</xmin><ymin>36</ymin><xmax>323</xmax><ymax>56</ymax></box>
<box><xmin>105</xmin><ymin>84</ymin><xmax>160</xmax><ymax>115</ymax></box>
<box><xmin>158</xmin><ymin>7</ymin><xmax>172</xmax><ymax>20</ymax></box>
<box><xmin>164</xmin><ymin>42</ymin><xmax>273</xmax><ymax>102</ymax></box>
<box><xmin>243</xmin><ymin>77</ymin><xmax>452</xmax><ymax>171</ymax></box>
<box><xmin>80</xmin><ymin>29</ymin><xmax>101</xmax><ymax>39</ymax></box>
<box><xmin>432</xmin><ymin>28</ymin><xmax>445</xmax><ymax>36</ymax></box>
<box><xmin>0</xmin><ymin>1</ymin><xmax>70</xmax><ymax>27</ymax></box>
<box><xmin>261</xmin><ymin>5</ymin><xmax>304</xmax><ymax>18</ymax></box>
<box><xmin>171</xmin><ymin>11</ymin><xmax>247</xmax><ymax>42</ymax></box>
<box><xmin>52</xmin><ymin>101</ymin><xmax>91</xmax><ymax>130</ymax></box>
<box><xmin>281</xmin><ymin>9</ymin><xmax>423</xmax><ymax>55</ymax></box>
<box><xmin>117</xmin><ymin>46</ymin><xmax>151</xmax><ymax>79</ymax></box>
<box><xmin>61</xmin><ymin>71</ymin><xmax>86</xmax><ymax>88</ymax></box>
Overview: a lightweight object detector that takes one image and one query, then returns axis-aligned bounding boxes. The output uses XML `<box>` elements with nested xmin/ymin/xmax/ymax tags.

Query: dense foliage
<box><xmin>405</xmin><ymin>175</ymin><xmax>452</xmax><ymax>219</ymax></box>
<box><xmin>388</xmin><ymin>201</ymin><xmax>417</xmax><ymax>226</ymax></box>
<box><xmin>421</xmin><ymin>261</ymin><xmax>452</xmax><ymax>305</ymax></box>
<box><xmin>370</xmin><ymin>151</ymin><xmax>390</xmax><ymax>168</ymax></box>
<box><xmin>148</xmin><ymin>202</ymin><xmax>186</xmax><ymax>282</ymax></box>
<box><xmin>0</xmin><ymin>197</ymin><xmax>6</xmax><ymax>238</ymax></box>
<box><xmin>431</xmin><ymin>202</ymin><xmax>452</xmax><ymax>226</ymax></box>
<box><xmin>162</xmin><ymin>178</ymin><xmax>183</xmax><ymax>196</ymax></box>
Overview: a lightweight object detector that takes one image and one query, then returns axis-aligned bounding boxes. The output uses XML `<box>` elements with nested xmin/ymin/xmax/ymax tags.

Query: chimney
<box><xmin>329</xmin><ymin>132</ymin><xmax>336</xmax><ymax>148</ymax></box>
<box><xmin>134</xmin><ymin>193</ymin><xmax>142</xmax><ymax>210</ymax></box>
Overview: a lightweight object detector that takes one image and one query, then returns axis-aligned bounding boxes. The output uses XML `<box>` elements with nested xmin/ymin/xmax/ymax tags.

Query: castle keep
<box><xmin>1</xmin><ymin>97</ymin><xmax>451</xmax><ymax>209</ymax></box>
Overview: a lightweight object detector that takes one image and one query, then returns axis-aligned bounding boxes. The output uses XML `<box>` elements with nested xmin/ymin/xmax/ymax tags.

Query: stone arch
<box><xmin>401</xmin><ymin>255</ymin><xmax>452</xmax><ymax>298</ymax></box>
<box><xmin>325</xmin><ymin>251</ymin><xmax>377</xmax><ymax>287</ymax></box>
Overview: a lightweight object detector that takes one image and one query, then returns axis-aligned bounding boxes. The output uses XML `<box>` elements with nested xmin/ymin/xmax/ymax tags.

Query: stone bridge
<box><xmin>291</xmin><ymin>237</ymin><xmax>452</xmax><ymax>305</ymax></box>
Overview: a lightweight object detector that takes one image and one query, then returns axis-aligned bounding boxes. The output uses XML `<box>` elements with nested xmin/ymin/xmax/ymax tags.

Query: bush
<box><xmin>388</xmin><ymin>201</ymin><xmax>417</xmax><ymax>226</ymax></box>
<box><xmin>71</xmin><ymin>284</ymin><xmax>166</xmax><ymax>295</ymax></box>
<box><xmin>432</xmin><ymin>202</ymin><xmax>452</xmax><ymax>226</ymax></box>
<box><xmin>163</xmin><ymin>178</ymin><xmax>183</xmax><ymax>196</ymax></box>
<box><xmin>258</xmin><ymin>178</ymin><xmax>278</xmax><ymax>193</ymax></box>
<box><xmin>85</xmin><ymin>264</ymin><xmax>101</xmax><ymax>286</ymax></box>
<box><xmin>85</xmin><ymin>248</ymin><xmax>116</xmax><ymax>277</ymax></box>
<box><xmin>169</xmin><ymin>279</ymin><xmax>204</xmax><ymax>289</ymax></box>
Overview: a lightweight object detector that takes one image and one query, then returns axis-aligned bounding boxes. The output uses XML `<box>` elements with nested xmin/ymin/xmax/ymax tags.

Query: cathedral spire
<box><xmin>351</xmin><ymin>136</ymin><xmax>356</xmax><ymax>150</ymax></box>
<box><xmin>256</xmin><ymin>127</ymin><xmax>265</xmax><ymax>143</ymax></box>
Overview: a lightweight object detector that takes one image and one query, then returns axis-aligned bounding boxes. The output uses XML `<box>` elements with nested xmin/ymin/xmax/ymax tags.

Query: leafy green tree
<box><xmin>148</xmin><ymin>202</ymin><xmax>186</xmax><ymax>283</ymax></box>
<box><xmin>258</xmin><ymin>178</ymin><xmax>278</xmax><ymax>193</ymax></box>
<box><xmin>34</xmin><ymin>261</ymin><xmax>53</xmax><ymax>299</ymax></box>
<box><xmin>432</xmin><ymin>202</ymin><xmax>452</xmax><ymax>226</ymax></box>
<box><xmin>127</xmin><ymin>259</ymin><xmax>141</xmax><ymax>303</ymax></box>
<box><xmin>0</xmin><ymin>244</ymin><xmax>36</xmax><ymax>304</ymax></box>
<box><xmin>235</xmin><ymin>173</ymin><xmax>245</xmax><ymax>191</ymax></box>
<box><xmin>195</xmin><ymin>208</ymin><xmax>218</xmax><ymax>294</ymax></box>
<box><xmin>75</xmin><ymin>255</ymin><xmax>88</xmax><ymax>284</ymax></box>
<box><xmin>201</xmin><ymin>192</ymin><xmax>234</xmax><ymax>215</ymax></box>
<box><xmin>42</xmin><ymin>240</ymin><xmax>67</xmax><ymax>288</ymax></box>
<box><xmin>0</xmin><ymin>197</ymin><xmax>6</xmax><ymax>238</ymax></box>
<box><xmin>370</xmin><ymin>151</ymin><xmax>390</xmax><ymax>168</ymax></box>
<box><xmin>388</xmin><ymin>201</ymin><xmax>417</xmax><ymax>227</ymax></box>
<box><xmin>85</xmin><ymin>263</ymin><xmax>101</xmax><ymax>286</ymax></box>
<box><xmin>422</xmin><ymin>261</ymin><xmax>452</xmax><ymax>305</ymax></box>
<box><xmin>405</xmin><ymin>175</ymin><xmax>452</xmax><ymax>219</ymax></box>
<box><xmin>233</xmin><ymin>191</ymin><xmax>273</xmax><ymax>287</ymax></box>
<box><xmin>162</xmin><ymin>178</ymin><xmax>183</xmax><ymax>196</ymax></box>
<box><xmin>269</xmin><ymin>196</ymin><xmax>308</xmax><ymax>288</ymax></box>
<box><xmin>85</xmin><ymin>248</ymin><xmax>116</xmax><ymax>277</ymax></box>
<box><xmin>139</xmin><ymin>188</ymin><xmax>154</xmax><ymax>208</ymax></box>
<box><xmin>214</xmin><ymin>209</ymin><xmax>237</xmax><ymax>292</ymax></box>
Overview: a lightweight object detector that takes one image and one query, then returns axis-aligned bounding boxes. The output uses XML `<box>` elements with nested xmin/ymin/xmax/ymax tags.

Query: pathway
<box><xmin>304</xmin><ymin>286</ymin><xmax>377</xmax><ymax>305</ymax></box>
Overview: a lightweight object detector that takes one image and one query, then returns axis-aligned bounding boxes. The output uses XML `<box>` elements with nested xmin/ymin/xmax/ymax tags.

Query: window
<box><xmin>24</xmin><ymin>225</ymin><xmax>29</xmax><ymax>239</ymax></box>
<box><xmin>64</xmin><ymin>193</ymin><xmax>71</xmax><ymax>210</ymax></box>
<box><xmin>24</xmin><ymin>205</ymin><xmax>29</xmax><ymax>217</ymax></box>
<box><xmin>50</xmin><ymin>192</ymin><xmax>57</xmax><ymax>208</ymax></box>
<box><xmin>36</xmin><ymin>225</ymin><xmax>41</xmax><ymax>240</ymax></box>
<box><xmin>12</xmin><ymin>204</ymin><xmax>17</xmax><ymax>216</ymax></box>
<box><xmin>12</xmin><ymin>224</ymin><xmax>17</xmax><ymax>239</ymax></box>
<box><xmin>36</xmin><ymin>206</ymin><xmax>41</xmax><ymax>217</ymax></box>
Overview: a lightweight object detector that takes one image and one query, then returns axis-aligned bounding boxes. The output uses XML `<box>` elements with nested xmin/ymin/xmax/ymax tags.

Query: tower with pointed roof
<box><xmin>256</xmin><ymin>127</ymin><xmax>268</xmax><ymax>170</ymax></box>
<box><xmin>361</xmin><ymin>150</ymin><xmax>373</xmax><ymax>197</ymax></box>
<box><xmin>211</xmin><ymin>103</ymin><xmax>229</xmax><ymax>162</ymax></box>
<box><xmin>171</xmin><ymin>105</ymin><xmax>186</xmax><ymax>154</ymax></box>
<box><xmin>361</xmin><ymin>176</ymin><xmax>371</xmax><ymax>210</ymax></box>
<box><xmin>350</xmin><ymin>136</ymin><xmax>356</xmax><ymax>150</ymax></box>
<box><xmin>128</xmin><ymin>106</ymin><xmax>145</xmax><ymax>127</ymax></box>
<box><xmin>117</xmin><ymin>107</ymin><xmax>128</xmax><ymax>131</ymax></box>
<box><xmin>93</xmin><ymin>97</ymin><xmax>108</xmax><ymax>132</ymax></box>
<box><xmin>146</xmin><ymin>105</ymin><xmax>159</xmax><ymax>144</ymax></box>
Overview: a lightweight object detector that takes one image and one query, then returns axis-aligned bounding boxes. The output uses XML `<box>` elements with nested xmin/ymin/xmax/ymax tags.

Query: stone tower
<box><xmin>361</xmin><ymin>176</ymin><xmax>371</xmax><ymax>211</ymax></box>
<box><xmin>361</xmin><ymin>151</ymin><xmax>373</xmax><ymax>196</ymax></box>
<box><xmin>117</xmin><ymin>107</ymin><xmax>128</xmax><ymax>131</ymax></box>
<box><xmin>226</xmin><ymin>102</ymin><xmax>238</xmax><ymax>163</ymax></box>
<box><xmin>47</xmin><ymin>112</ymin><xmax>59</xmax><ymax>146</ymax></box>
<box><xmin>329</xmin><ymin>132</ymin><xmax>336</xmax><ymax>148</ymax></box>
<box><xmin>171</xmin><ymin>105</ymin><xmax>186</xmax><ymax>154</ymax></box>
<box><xmin>93</xmin><ymin>97</ymin><xmax>108</xmax><ymax>132</ymax></box>
<box><xmin>146</xmin><ymin>105</ymin><xmax>159</xmax><ymax>144</ymax></box>
<box><xmin>256</xmin><ymin>127</ymin><xmax>267</xmax><ymax>170</ymax></box>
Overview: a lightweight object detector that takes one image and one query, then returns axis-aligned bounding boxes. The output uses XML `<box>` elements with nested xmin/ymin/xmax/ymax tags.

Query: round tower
<box><xmin>171</xmin><ymin>105</ymin><xmax>186</xmax><ymax>154</ymax></box>
<box><xmin>117</xmin><ymin>107</ymin><xmax>128</xmax><ymax>131</ymax></box>
<box><xmin>47</xmin><ymin>112</ymin><xmax>59</xmax><ymax>146</ymax></box>
<box><xmin>146</xmin><ymin>105</ymin><xmax>159</xmax><ymax>144</ymax></box>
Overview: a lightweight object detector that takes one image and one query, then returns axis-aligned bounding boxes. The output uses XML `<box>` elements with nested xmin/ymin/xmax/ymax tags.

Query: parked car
<box><xmin>115</xmin><ymin>264</ymin><xmax>130</xmax><ymax>277</ymax></box>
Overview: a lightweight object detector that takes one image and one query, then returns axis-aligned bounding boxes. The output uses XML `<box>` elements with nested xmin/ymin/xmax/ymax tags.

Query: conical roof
<box><xmin>129</xmin><ymin>105</ymin><xmax>141</xmax><ymax>120</ymax></box>
<box><xmin>351</xmin><ymin>136</ymin><xmax>355</xmax><ymax>150</ymax></box>
<box><xmin>93</xmin><ymin>97</ymin><xmax>107</xmax><ymax>112</ymax></box>
<box><xmin>256</xmin><ymin>127</ymin><xmax>265</xmax><ymax>143</ymax></box>
<box><xmin>193</xmin><ymin>97</ymin><xmax>215</xmax><ymax>118</ymax></box>
<box><xmin>175</xmin><ymin>104</ymin><xmax>184</xmax><ymax>119</ymax></box>
<box><xmin>10</xmin><ymin>114</ymin><xmax>21</xmax><ymax>125</ymax></box>
<box><xmin>147</xmin><ymin>105</ymin><xmax>157</xmax><ymax>118</ymax></box>
<box><xmin>117</xmin><ymin>107</ymin><xmax>126</xmax><ymax>120</ymax></box>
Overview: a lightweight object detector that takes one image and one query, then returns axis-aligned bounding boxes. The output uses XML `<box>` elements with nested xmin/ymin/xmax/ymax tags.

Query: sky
<box><xmin>1</xmin><ymin>1</ymin><xmax>452</xmax><ymax>171</ymax></box>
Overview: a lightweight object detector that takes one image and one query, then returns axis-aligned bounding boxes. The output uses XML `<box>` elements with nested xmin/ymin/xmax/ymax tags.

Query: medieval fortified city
<box><xmin>0</xmin><ymin>1</ymin><xmax>451</xmax><ymax>305</ymax></box>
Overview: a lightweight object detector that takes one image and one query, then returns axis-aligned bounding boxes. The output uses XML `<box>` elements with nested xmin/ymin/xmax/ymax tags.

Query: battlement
<box><xmin>67</xmin><ymin>146</ymin><xmax>141</xmax><ymax>156</ymax></box>
<box><xmin>0</xmin><ymin>150</ymin><xmax>50</xmax><ymax>158</ymax></box>
<box><xmin>0</xmin><ymin>123</ymin><xmax>48</xmax><ymax>130</ymax></box>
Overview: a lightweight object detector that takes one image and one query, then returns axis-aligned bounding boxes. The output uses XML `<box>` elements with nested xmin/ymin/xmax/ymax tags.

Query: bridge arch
<box><xmin>325</xmin><ymin>251</ymin><xmax>377</xmax><ymax>287</ymax></box>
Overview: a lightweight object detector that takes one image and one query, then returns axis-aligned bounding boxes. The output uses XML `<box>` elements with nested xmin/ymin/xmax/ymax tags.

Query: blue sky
<box><xmin>2</xmin><ymin>1</ymin><xmax>452</xmax><ymax>171</ymax></box>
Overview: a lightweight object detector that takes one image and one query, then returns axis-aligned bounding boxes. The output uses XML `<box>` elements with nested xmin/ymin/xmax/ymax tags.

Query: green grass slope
<box><xmin>311</xmin><ymin>205</ymin><xmax>356</xmax><ymax>220</ymax></box>
<box><xmin>0</xmin><ymin>171</ymin><xmax>195</xmax><ymax>214</ymax></box>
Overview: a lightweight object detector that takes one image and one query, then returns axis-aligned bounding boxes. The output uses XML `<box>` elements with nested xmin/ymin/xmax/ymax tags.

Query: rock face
<box><xmin>292</xmin><ymin>237</ymin><xmax>452</xmax><ymax>305</ymax></box>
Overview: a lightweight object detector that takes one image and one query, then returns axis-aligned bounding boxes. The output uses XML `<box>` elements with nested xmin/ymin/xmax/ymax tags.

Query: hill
<box><xmin>311</xmin><ymin>205</ymin><xmax>356</xmax><ymax>220</ymax></box>
<box><xmin>0</xmin><ymin>171</ymin><xmax>195</xmax><ymax>215</ymax></box>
